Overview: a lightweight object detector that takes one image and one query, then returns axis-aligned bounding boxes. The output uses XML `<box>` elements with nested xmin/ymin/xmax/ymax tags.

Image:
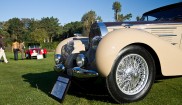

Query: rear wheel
<box><xmin>106</xmin><ymin>45</ymin><xmax>156</xmax><ymax>103</ymax></box>
<box><xmin>43</xmin><ymin>54</ymin><xmax>47</xmax><ymax>58</ymax></box>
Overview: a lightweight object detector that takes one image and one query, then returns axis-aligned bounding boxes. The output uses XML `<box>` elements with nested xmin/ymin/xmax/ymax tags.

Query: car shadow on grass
<box><xmin>22</xmin><ymin>71</ymin><xmax>115</xmax><ymax>104</ymax></box>
<box><xmin>68</xmin><ymin>78</ymin><xmax>115</xmax><ymax>103</ymax></box>
<box><xmin>154</xmin><ymin>76</ymin><xmax>182</xmax><ymax>83</ymax></box>
<box><xmin>22</xmin><ymin>71</ymin><xmax>58</xmax><ymax>95</ymax></box>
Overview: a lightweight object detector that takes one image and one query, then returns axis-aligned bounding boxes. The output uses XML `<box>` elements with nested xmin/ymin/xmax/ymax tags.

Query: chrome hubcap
<box><xmin>116</xmin><ymin>54</ymin><xmax>149</xmax><ymax>95</ymax></box>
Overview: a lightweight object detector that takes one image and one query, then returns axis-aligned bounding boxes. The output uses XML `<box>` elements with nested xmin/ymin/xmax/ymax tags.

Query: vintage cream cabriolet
<box><xmin>54</xmin><ymin>2</ymin><xmax>182</xmax><ymax>103</ymax></box>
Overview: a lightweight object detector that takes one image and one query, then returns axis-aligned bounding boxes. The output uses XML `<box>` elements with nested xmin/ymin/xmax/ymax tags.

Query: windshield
<box><xmin>28</xmin><ymin>43</ymin><xmax>40</xmax><ymax>49</ymax></box>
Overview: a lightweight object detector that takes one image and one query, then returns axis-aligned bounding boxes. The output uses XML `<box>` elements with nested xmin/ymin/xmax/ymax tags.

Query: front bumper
<box><xmin>54</xmin><ymin>64</ymin><xmax>65</xmax><ymax>72</ymax></box>
<box><xmin>54</xmin><ymin>64</ymin><xmax>99</xmax><ymax>78</ymax></box>
<box><xmin>72</xmin><ymin>67</ymin><xmax>99</xmax><ymax>78</ymax></box>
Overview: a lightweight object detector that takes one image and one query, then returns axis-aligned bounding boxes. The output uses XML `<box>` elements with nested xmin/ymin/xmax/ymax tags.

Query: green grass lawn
<box><xmin>0</xmin><ymin>52</ymin><xmax>182</xmax><ymax>105</ymax></box>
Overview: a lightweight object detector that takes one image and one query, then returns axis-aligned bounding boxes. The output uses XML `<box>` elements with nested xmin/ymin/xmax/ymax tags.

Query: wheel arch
<box><xmin>126</xmin><ymin>43</ymin><xmax>162</xmax><ymax>76</ymax></box>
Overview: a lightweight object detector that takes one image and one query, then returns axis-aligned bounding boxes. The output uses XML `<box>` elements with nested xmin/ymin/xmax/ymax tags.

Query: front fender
<box><xmin>96</xmin><ymin>28</ymin><xmax>182</xmax><ymax>77</ymax></box>
<box><xmin>55</xmin><ymin>37</ymin><xmax>87</xmax><ymax>55</ymax></box>
<box><xmin>55</xmin><ymin>37</ymin><xmax>75</xmax><ymax>54</ymax></box>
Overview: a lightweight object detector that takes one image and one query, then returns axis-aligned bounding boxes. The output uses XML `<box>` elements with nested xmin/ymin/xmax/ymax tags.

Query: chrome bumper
<box><xmin>54</xmin><ymin>64</ymin><xmax>65</xmax><ymax>72</ymax></box>
<box><xmin>54</xmin><ymin>64</ymin><xmax>98</xmax><ymax>78</ymax></box>
<box><xmin>72</xmin><ymin>67</ymin><xmax>99</xmax><ymax>78</ymax></box>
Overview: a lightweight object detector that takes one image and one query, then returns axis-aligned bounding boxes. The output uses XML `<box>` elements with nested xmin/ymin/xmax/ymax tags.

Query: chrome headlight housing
<box><xmin>91</xmin><ymin>36</ymin><xmax>102</xmax><ymax>49</ymax></box>
<box><xmin>54</xmin><ymin>54</ymin><xmax>62</xmax><ymax>64</ymax></box>
<box><xmin>76</xmin><ymin>54</ymin><xmax>86</xmax><ymax>67</ymax></box>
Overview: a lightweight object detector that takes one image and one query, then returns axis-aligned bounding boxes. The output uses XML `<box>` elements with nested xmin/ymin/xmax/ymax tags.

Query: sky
<box><xmin>0</xmin><ymin>0</ymin><xmax>181</xmax><ymax>25</ymax></box>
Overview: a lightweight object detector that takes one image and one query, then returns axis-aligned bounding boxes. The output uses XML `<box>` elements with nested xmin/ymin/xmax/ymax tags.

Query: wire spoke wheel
<box><xmin>106</xmin><ymin>45</ymin><xmax>156</xmax><ymax>103</ymax></box>
<box><xmin>116</xmin><ymin>54</ymin><xmax>149</xmax><ymax>95</ymax></box>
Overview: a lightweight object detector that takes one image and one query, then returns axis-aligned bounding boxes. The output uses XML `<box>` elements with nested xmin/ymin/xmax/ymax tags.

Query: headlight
<box><xmin>41</xmin><ymin>49</ymin><xmax>44</xmax><ymax>53</ymax></box>
<box><xmin>92</xmin><ymin>36</ymin><xmax>102</xmax><ymax>49</ymax></box>
<box><xmin>55</xmin><ymin>54</ymin><xmax>62</xmax><ymax>64</ymax></box>
<box><xmin>76</xmin><ymin>54</ymin><xmax>86</xmax><ymax>67</ymax></box>
<box><xmin>33</xmin><ymin>50</ymin><xmax>36</xmax><ymax>53</ymax></box>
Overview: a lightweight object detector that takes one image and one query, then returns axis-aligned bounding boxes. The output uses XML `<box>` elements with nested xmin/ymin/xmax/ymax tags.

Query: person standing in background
<box><xmin>12</xmin><ymin>39</ymin><xmax>19</xmax><ymax>60</ymax></box>
<box><xmin>0</xmin><ymin>35</ymin><xmax>8</xmax><ymax>63</ymax></box>
<box><xmin>19</xmin><ymin>40</ymin><xmax>25</xmax><ymax>60</ymax></box>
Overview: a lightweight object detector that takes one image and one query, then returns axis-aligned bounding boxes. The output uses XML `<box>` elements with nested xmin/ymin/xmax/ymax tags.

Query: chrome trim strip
<box><xmin>131</xmin><ymin>23</ymin><xmax>182</xmax><ymax>28</ymax></box>
<box><xmin>145</xmin><ymin>27</ymin><xmax>177</xmax><ymax>29</ymax></box>
<box><xmin>158</xmin><ymin>34</ymin><xmax>177</xmax><ymax>37</ymax></box>
<box><xmin>136</xmin><ymin>22</ymin><xmax>182</xmax><ymax>26</ymax></box>
<box><xmin>97</xmin><ymin>22</ymin><xmax>108</xmax><ymax>37</ymax></box>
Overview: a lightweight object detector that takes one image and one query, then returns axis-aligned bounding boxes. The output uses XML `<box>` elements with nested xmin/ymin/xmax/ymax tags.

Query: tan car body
<box><xmin>97</xmin><ymin>23</ymin><xmax>182</xmax><ymax>77</ymax></box>
<box><xmin>55</xmin><ymin>23</ymin><xmax>182</xmax><ymax>77</ymax></box>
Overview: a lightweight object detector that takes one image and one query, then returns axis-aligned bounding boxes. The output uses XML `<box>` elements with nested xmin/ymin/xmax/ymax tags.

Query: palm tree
<box><xmin>136</xmin><ymin>16</ymin><xmax>141</xmax><ymax>21</ymax></box>
<box><xmin>112</xmin><ymin>1</ymin><xmax>121</xmax><ymax>22</ymax></box>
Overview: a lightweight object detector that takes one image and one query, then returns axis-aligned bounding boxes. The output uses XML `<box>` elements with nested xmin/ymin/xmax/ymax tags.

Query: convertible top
<box><xmin>143</xmin><ymin>2</ymin><xmax>182</xmax><ymax>18</ymax></box>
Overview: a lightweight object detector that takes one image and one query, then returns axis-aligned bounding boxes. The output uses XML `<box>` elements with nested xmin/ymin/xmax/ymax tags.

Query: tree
<box><xmin>112</xmin><ymin>1</ymin><xmax>121</xmax><ymax>22</ymax></box>
<box><xmin>96</xmin><ymin>16</ymin><xmax>103</xmax><ymax>22</ymax></box>
<box><xmin>0</xmin><ymin>22</ymin><xmax>9</xmax><ymax>36</ymax></box>
<box><xmin>118</xmin><ymin>13</ymin><xmax>132</xmax><ymax>22</ymax></box>
<box><xmin>28</xmin><ymin>18</ymin><xmax>41</xmax><ymax>32</ymax></box>
<box><xmin>81</xmin><ymin>10</ymin><xmax>102</xmax><ymax>36</ymax></box>
<box><xmin>40</xmin><ymin>17</ymin><xmax>60</xmax><ymax>42</ymax></box>
<box><xmin>0</xmin><ymin>21</ymin><xmax>11</xmax><ymax>45</ymax></box>
<box><xmin>112</xmin><ymin>1</ymin><xmax>132</xmax><ymax>22</ymax></box>
<box><xmin>7</xmin><ymin>18</ymin><xmax>24</xmax><ymax>39</ymax></box>
<box><xmin>62</xmin><ymin>21</ymin><xmax>83</xmax><ymax>38</ymax></box>
<box><xmin>19</xmin><ymin>18</ymin><xmax>33</xmax><ymax>42</ymax></box>
<box><xmin>21</xmin><ymin>18</ymin><xmax>32</xmax><ymax>29</ymax></box>
<box><xmin>29</xmin><ymin>28</ymin><xmax>48</xmax><ymax>43</ymax></box>
<box><xmin>0</xmin><ymin>17</ymin><xmax>62</xmax><ymax>45</ymax></box>
<box><xmin>136</xmin><ymin>16</ymin><xmax>142</xmax><ymax>21</ymax></box>
<box><xmin>0</xmin><ymin>22</ymin><xmax>3</xmax><ymax>29</ymax></box>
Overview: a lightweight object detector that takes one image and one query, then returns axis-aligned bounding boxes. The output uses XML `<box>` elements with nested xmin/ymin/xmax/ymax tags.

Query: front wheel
<box><xmin>106</xmin><ymin>45</ymin><xmax>156</xmax><ymax>103</ymax></box>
